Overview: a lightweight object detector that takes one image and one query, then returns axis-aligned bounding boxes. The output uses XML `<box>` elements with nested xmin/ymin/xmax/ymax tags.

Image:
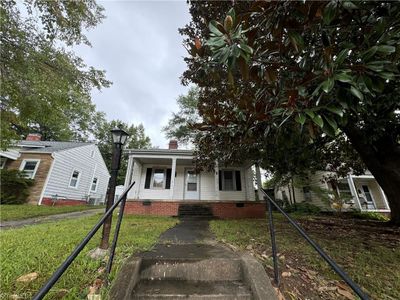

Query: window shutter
<box><xmin>144</xmin><ymin>168</ymin><xmax>152</xmax><ymax>189</ymax></box>
<box><xmin>218</xmin><ymin>171</ymin><xmax>222</xmax><ymax>191</ymax></box>
<box><xmin>235</xmin><ymin>170</ymin><xmax>242</xmax><ymax>191</ymax></box>
<box><xmin>165</xmin><ymin>168</ymin><xmax>172</xmax><ymax>189</ymax></box>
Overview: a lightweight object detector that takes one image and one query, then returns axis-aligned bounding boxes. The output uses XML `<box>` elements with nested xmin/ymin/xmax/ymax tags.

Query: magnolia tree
<box><xmin>179</xmin><ymin>1</ymin><xmax>400</xmax><ymax>224</ymax></box>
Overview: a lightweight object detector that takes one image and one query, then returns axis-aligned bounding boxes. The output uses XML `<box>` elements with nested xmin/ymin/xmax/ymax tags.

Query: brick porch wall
<box><xmin>41</xmin><ymin>198</ymin><xmax>87</xmax><ymax>206</ymax></box>
<box><xmin>125</xmin><ymin>200</ymin><xmax>266</xmax><ymax>219</ymax></box>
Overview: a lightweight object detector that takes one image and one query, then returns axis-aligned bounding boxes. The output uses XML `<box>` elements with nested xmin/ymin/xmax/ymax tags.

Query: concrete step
<box><xmin>140</xmin><ymin>258</ymin><xmax>242</xmax><ymax>281</ymax></box>
<box><xmin>131</xmin><ymin>279</ymin><xmax>252</xmax><ymax>299</ymax></box>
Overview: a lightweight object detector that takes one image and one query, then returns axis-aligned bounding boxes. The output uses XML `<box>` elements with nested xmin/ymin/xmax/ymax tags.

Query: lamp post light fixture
<box><xmin>99</xmin><ymin>127</ymin><xmax>129</xmax><ymax>250</ymax></box>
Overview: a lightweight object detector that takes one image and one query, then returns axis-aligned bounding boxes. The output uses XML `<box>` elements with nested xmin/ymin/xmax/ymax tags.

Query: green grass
<box><xmin>0</xmin><ymin>214</ymin><xmax>177</xmax><ymax>299</ymax></box>
<box><xmin>210</xmin><ymin>214</ymin><xmax>400</xmax><ymax>300</ymax></box>
<box><xmin>0</xmin><ymin>204</ymin><xmax>103</xmax><ymax>221</ymax></box>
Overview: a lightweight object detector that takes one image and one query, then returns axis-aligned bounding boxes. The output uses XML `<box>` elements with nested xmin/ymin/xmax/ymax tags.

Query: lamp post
<box><xmin>99</xmin><ymin>127</ymin><xmax>129</xmax><ymax>250</ymax></box>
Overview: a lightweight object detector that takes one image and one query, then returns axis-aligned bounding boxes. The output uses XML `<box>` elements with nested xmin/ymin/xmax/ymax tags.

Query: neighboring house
<box><xmin>0</xmin><ymin>134</ymin><xmax>110</xmax><ymax>206</ymax></box>
<box><xmin>123</xmin><ymin>140</ymin><xmax>265</xmax><ymax>219</ymax></box>
<box><xmin>275</xmin><ymin>171</ymin><xmax>390</xmax><ymax>213</ymax></box>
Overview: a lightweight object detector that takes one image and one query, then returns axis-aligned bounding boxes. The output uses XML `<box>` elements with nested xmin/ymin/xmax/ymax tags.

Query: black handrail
<box><xmin>32</xmin><ymin>181</ymin><xmax>136</xmax><ymax>300</ymax></box>
<box><xmin>261</xmin><ymin>189</ymin><xmax>369</xmax><ymax>300</ymax></box>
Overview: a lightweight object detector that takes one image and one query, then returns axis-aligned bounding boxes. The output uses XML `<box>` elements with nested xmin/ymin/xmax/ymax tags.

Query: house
<box><xmin>0</xmin><ymin>134</ymin><xmax>110</xmax><ymax>206</ymax></box>
<box><xmin>274</xmin><ymin>171</ymin><xmax>390</xmax><ymax>213</ymax></box>
<box><xmin>123</xmin><ymin>140</ymin><xmax>266</xmax><ymax>219</ymax></box>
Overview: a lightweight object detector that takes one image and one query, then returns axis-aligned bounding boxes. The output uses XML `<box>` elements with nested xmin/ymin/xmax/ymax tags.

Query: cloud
<box><xmin>75</xmin><ymin>0</ymin><xmax>191</xmax><ymax>148</ymax></box>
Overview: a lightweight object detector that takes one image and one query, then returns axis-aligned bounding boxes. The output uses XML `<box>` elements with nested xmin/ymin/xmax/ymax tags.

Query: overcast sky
<box><xmin>75</xmin><ymin>1</ymin><xmax>191</xmax><ymax>148</ymax></box>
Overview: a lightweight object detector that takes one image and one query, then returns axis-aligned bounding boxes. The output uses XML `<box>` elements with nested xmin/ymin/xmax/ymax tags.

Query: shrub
<box><xmin>351</xmin><ymin>211</ymin><xmax>389</xmax><ymax>222</ymax></box>
<box><xmin>0</xmin><ymin>169</ymin><xmax>34</xmax><ymax>204</ymax></box>
<box><xmin>285</xmin><ymin>202</ymin><xmax>321</xmax><ymax>214</ymax></box>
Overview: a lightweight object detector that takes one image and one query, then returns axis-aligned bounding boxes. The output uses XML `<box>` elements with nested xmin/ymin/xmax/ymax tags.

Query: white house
<box><xmin>275</xmin><ymin>170</ymin><xmax>390</xmax><ymax>213</ymax></box>
<box><xmin>1</xmin><ymin>134</ymin><xmax>110</xmax><ymax>206</ymax></box>
<box><xmin>123</xmin><ymin>141</ymin><xmax>266</xmax><ymax>219</ymax></box>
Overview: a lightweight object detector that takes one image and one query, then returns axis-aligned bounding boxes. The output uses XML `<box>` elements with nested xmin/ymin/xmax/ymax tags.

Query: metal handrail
<box><xmin>32</xmin><ymin>181</ymin><xmax>136</xmax><ymax>300</ymax></box>
<box><xmin>261</xmin><ymin>189</ymin><xmax>369</xmax><ymax>300</ymax></box>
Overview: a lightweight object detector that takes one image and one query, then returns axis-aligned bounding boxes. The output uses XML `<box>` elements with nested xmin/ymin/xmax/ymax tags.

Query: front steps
<box><xmin>178</xmin><ymin>204</ymin><xmax>213</xmax><ymax>218</ymax></box>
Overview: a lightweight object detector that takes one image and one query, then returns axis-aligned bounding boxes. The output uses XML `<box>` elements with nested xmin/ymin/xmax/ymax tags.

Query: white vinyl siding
<box><xmin>43</xmin><ymin>145</ymin><xmax>109</xmax><ymax>202</ymax></box>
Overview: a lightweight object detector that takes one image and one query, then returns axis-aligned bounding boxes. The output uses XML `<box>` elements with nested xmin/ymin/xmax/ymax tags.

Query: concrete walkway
<box><xmin>111</xmin><ymin>217</ymin><xmax>277</xmax><ymax>299</ymax></box>
<box><xmin>0</xmin><ymin>208</ymin><xmax>104</xmax><ymax>230</ymax></box>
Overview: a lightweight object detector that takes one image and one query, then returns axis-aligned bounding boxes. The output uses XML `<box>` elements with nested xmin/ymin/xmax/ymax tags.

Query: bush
<box><xmin>0</xmin><ymin>169</ymin><xmax>34</xmax><ymax>204</ymax></box>
<box><xmin>351</xmin><ymin>211</ymin><xmax>389</xmax><ymax>222</ymax></box>
<box><xmin>284</xmin><ymin>202</ymin><xmax>321</xmax><ymax>214</ymax></box>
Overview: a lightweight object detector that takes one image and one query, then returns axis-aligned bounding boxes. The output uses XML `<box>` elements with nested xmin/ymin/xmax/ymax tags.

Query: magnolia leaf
<box><xmin>350</xmin><ymin>86</ymin><xmax>363</xmax><ymax>100</ymax></box>
<box><xmin>312</xmin><ymin>114</ymin><xmax>324</xmax><ymax>127</ymax></box>
<box><xmin>321</xmin><ymin>77</ymin><xmax>334</xmax><ymax>93</ymax></box>
<box><xmin>209</xmin><ymin>21</ymin><xmax>224</xmax><ymax>36</ymax></box>
<box><xmin>335</xmin><ymin>72</ymin><xmax>353</xmax><ymax>83</ymax></box>
<box><xmin>376</xmin><ymin>45</ymin><xmax>396</xmax><ymax>54</ymax></box>
<box><xmin>305</xmin><ymin>110</ymin><xmax>315</xmax><ymax>119</ymax></box>
<box><xmin>295</xmin><ymin>113</ymin><xmax>306</xmax><ymax>125</ymax></box>
<box><xmin>324</xmin><ymin>115</ymin><xmax>338</xmax><ymax>131</ymax></box>
<box><xmin>342</xmin><ymin>1</ymin><xmax>358</xmax><ymax>10</ymax></box>
<box><xmin>323</xmin><ymin>2</ymin><xmax>336</xmax><ymax>25</ymax></box>
<box><xmin>326</xmin><ymin>106</ymin><xmax>344</xmax><ymax>117</ymax></box>
<box><xmin>335</xmin><ymin>49</ymin><xmax>349</xmax><ymax>65</ymax></box>
<box><xmin>239</xmin><ymin>43</ymin><xmax>253</xmax><ymax>55</ymax></box>
<box><xmin>288</xmin><ymin>31</ymin><xmax>304</xmax><ymax>52</ymax></box>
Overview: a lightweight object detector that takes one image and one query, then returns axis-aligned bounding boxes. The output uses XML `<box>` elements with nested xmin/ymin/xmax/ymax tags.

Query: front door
<box><xmin>184</xmin><ymin>169</ymin><xmax>199</xmax><ymax>200</ymax></box>
<box><xmin>357</xmin><ymin>183</ymin><xmax>376</xmax><ymax>210</ymax></box>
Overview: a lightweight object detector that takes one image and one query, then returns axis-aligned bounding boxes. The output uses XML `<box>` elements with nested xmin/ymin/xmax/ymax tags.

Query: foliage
<box><xmin>284</xmin><ymin>203</ymin><xmax>321</xmax><ymax>214</ymax></box>
<box><xmin>0</xmin><ymin>204</ymin><xmax>102</xmax><ymax>222</ymax></box>
<box><xmin>93</xmin><ymin>119</ymin><xmax>151</xmax><ymax>185</ymax></box>
<box><xmin>163</xmin><ymin>87</ymin><xmax>201</xmax><ymax>145</ymax></box>
<box><xmin>180</xmin><ymin>1</ymin><xmax>400</xmax><ymax>224</ymax></box>
<box><xmin>0</xmin><ymin>214</ymin><xmax>176</xmax><ymax>299</ymax></box>
<box><xmin>0</xmin><ymin>0</ymin><xmax>111</xmax><ymax>147</ymax></box>
<box><xmin>351</xmin><ymin>211</ymin><xmax>390</xmax><ymax>222</ymax></box>
<box><xmin>0</xmin><ymin>169</ymin><xmax>34</xmax><ymax>204</ymax></box>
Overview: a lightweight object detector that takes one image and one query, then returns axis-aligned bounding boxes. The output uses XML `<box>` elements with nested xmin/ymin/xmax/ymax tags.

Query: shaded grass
<box><xmin>210</xmin><ymin>214</ymin><xmax>400</xmax><ymax>299</ymax></box>
<box><xmin>0</xmin><ymin>204</ymin><xmax>104</xmax><ymax>222</ymax></box>
<box><xmin>0</xmin><ymin>214</ymin><xmax>177</xmax><ymax>299</ymax></box>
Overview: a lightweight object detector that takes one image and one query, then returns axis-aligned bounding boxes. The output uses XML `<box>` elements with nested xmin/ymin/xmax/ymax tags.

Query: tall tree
<box><xmin>93</xmin><ymin>119</ymin><xmax>151</xmax><ymax>185</ymax></box>
<box><xmin>180</xmin><ymin>1</ymin><xmax>400</xmax><ymax>224</ymax></box>
<box><xmin>163</xmin><ymin>86</ymin><xmax>201</xmax><ymax>145</ymax></box>
<box><xmin>0</xmin><ymin>0</ymin><xmax>110</xmax><ymax>147</ymax></box>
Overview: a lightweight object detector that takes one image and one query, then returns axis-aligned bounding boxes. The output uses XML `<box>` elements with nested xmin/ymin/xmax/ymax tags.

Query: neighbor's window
<box><xmin>0</xmin><ymin>157</ymin><xmax>7</xmax><ymax>169</ymax></box>
<box><xmin>69</xmin><ymin>170</ymin><xmax>80</xmax><ymax>188</ymax></box>
<box><xmin>337</xmin><ymin>180</ymin><xmax>352</xmax><ymax>201</ymax></box>
<box><xmin>20</xmin><ymin>160</ymin><xmax>40</xmax><ymax>179</ymax></box>
<box><xmin>152</xmin><ymin>169</ymin><xmax>165</xmax><ymax>188</ymax></box>
<box><xmin>91</xmin><ymin>177</ymin><xmax>98</xmax><ymax>192</ymax></box>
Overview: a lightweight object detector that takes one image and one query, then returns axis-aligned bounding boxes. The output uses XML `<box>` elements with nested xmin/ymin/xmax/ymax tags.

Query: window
<box><xmin>19</xmin><ymin>160</ymin><xmax>40</xmax><ymax>179</ymax></box>
<box><xmin>303</xmin><ymin>186</ymin><xmax>312</xmax><ymax>201</ymax></box>
<box><xmin>186</xmin><ymin>170</ymin><xmax>197</xmax><ymax>191</ymax></box>
<box><xmin>337</xmin><ymin>180</ymin><xmax>352</xmax><ymax>202</ymax></box>
<box><xmin>91</xmin><ymin>177</ymin><xmax>98</xmax><ymax>192</ymax></box>
<box><xmin>69</xmin><ymin>170</ymin><xmax>81</xmax><ymax>188</ymax></box>
<box><xmin>90</xmin><ymin>150</ymin><xmax>94</xmax><ymax>158</ymax></box>
<box><xmin>152</xmin><ymin>169</ymin><xmax>166</xmax><ymax>188</ymax></box>
<box><xmin>219</xmin><ymin>170</ymin><xmax>242</xmax><ymax>191</ymax></box>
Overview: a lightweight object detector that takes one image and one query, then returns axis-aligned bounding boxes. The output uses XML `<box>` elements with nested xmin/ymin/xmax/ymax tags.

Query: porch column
<box><xmin>347</xmin><ymin>175</ymin><xmax>362</xmax><ymax>211</ymax></box>
<box><xmin>124</xmin><ymin>155</ymin><xmax>134</xmax><ymax>189</ymax></box>
<box><xmin>379</xmin><ymin>186</ymin><xmax>390</xmax><ymax>210</ymax></box>
<box><xmin>255</xmin><ymin>164</ymin><xmax>263</xmax><ymax>201</ymax></box>
<box><xmin>214</xmin><ymin>161</ymin><xmax>220</xmax><ymax>200</ymax></box>
<box><xmin>170</xmin><ymin>158</ymin><xmax>177</xmax><ymax>199</ymax></box>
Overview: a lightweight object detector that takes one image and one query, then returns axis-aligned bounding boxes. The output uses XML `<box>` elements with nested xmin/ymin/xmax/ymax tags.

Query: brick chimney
<box><xmin>168</xmin><ymin>140</ymin><xmax>178</xmax><ymax>150</ymax></box>
<box><xmin>26</xmin><ymin>133</ymin><xmax>42</xmax><ymax>141</ymax></box>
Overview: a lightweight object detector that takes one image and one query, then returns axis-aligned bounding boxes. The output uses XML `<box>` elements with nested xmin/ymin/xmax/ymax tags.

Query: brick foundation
<box><xmin>125</xmin><ymin>200</ymin><xmax>266</xmax><ymax>219</ymax></box>
<box><xmin>41</xmin><ymin>197</ymin><xmax>87</xmax><ymax>206</ymax></box>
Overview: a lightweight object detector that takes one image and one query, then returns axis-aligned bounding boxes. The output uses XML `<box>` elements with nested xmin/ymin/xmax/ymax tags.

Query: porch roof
<box><xmin>125</xmin><ymin>148</ymin><xmax>194</xmax><ymax>165</ymax></box>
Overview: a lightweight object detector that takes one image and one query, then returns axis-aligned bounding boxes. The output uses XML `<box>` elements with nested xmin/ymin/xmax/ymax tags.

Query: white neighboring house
<box><xmin>274</xmin><ymin>170</ymin><xmax>390</xmax><ymax>213</ymax></box>
<box><xmin>123</xmin><ymin>141</ymin><xmax>266</xmax><ymax>219</ymax></box>
<box><xmin>0</xmin><ymin>134</ymin><xmax>110</xmax><ymax>205</ymax></box>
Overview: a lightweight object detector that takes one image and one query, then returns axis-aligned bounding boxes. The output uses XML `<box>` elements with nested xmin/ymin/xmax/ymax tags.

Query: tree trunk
<box><xmin>342</xmin><ymin>124</ymin><xmax>400</xmax><ymax>225</ymax></box>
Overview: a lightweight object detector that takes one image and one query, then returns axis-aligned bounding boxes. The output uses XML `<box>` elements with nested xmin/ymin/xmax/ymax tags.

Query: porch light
<box><xmin>111</xmin><ymin>127</ymin><xmax>129</xmax><ymax>145</ymax></box>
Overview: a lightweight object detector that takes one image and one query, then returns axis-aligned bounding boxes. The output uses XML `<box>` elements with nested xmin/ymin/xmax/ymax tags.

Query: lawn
<box><xmin>210</xmin><ymin>214</ymin><xmax>400</xmax><ymax>300</ymax></box>
<box><xmin>0</xmin><ymin>204</ymin><xmax>103</xmax><ymax>222</ymax></box>
<box><xmin>0</xmin><ymin>213</ymin><xmax>177</xmax><ymax>299</ymax></box>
